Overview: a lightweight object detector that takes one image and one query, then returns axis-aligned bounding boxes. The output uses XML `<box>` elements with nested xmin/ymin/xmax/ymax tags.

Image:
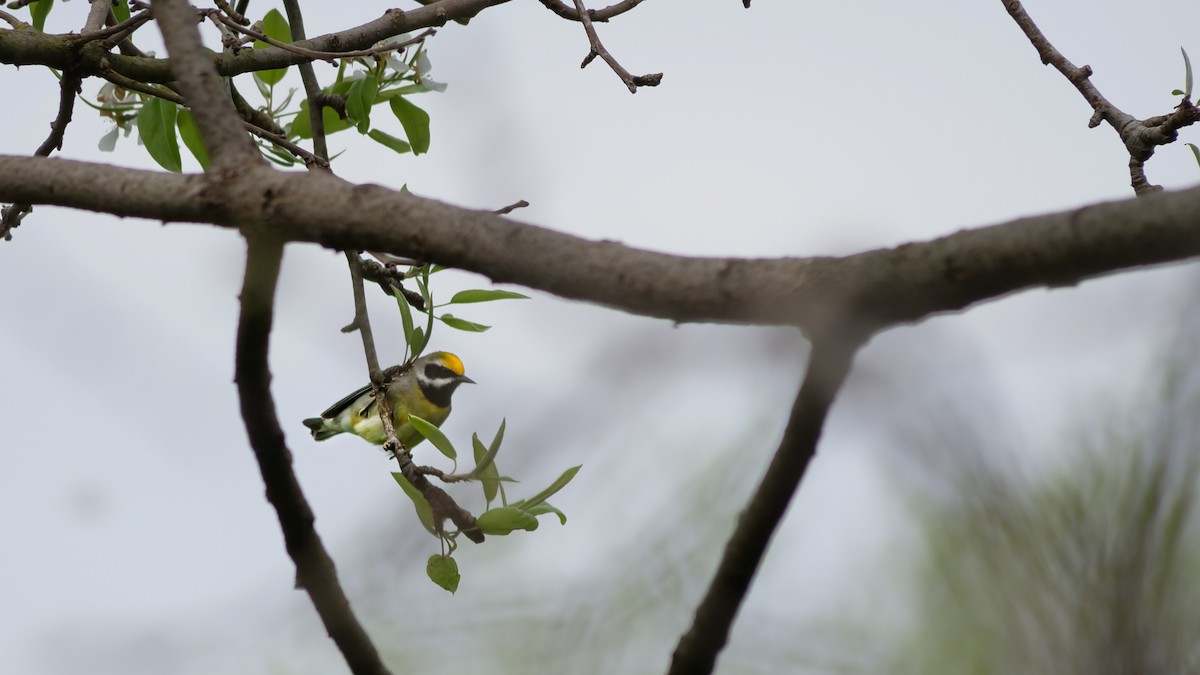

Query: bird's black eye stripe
<box><xmin>425</xmin><ymin>364</ymin><xmax>458</xmax><ymax>380</ymax></box>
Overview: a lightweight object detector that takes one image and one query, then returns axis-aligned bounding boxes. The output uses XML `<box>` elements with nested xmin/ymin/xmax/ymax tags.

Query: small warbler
<box><xmin>303</xmin><ymin>351</ymin><xmax>474</xmax><ymax>449</ymax></box>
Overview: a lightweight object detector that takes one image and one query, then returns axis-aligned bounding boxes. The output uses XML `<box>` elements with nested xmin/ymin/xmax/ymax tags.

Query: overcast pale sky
<box><xmin>2</xmin><ymin>1</ymin><xmax>1199</xmax><ymax>673</ymax></box>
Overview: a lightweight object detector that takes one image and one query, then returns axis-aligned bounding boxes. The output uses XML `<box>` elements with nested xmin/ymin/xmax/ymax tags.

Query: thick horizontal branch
<box><xmin>0</xmin><ymin>155</ymin><xmax>1197</xmax><ymax>334</ymax></box>
<box><xmin>0</xmin><ymin>0</ymin><xmax>510</xmax><ymax>83</ymax></box>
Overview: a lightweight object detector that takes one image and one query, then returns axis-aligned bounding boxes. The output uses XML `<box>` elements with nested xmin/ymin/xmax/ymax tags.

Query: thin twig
<box><xmin>207</xmin><ymin>9</ymin><xmax>435</xmax><ymax>64</ymax></box>
<box><xmin>214</xmin><ymin>0</ymin><xmax>248</xmax><ymax>25</ymax></box>
<box><xmin>79</xmin><ymin>10</ymin><xmax>152</xmax><ymax>46</ymax></box>
<box><xmin>343</xmin><ymin>250</ymin><xmax>385</xmax><ymax>377</ymax></box>
<box><xmin>571</xmin><ymin>0</ymin><xmax>661</xmax><ymax>93</ymax></box>
<box><xmin>1001</xmin><ymin>0</ymin><xmax>1200</xmax><ymax>195</ymax></box>
<box><xmin>536</xmin><ymin>0</ymin><xmax>646</xmax><ymax>22</ymax></box>
<box><xmin>282</xmin><ymin>0</ymin><xmax>330</xmax><ymax>163</ymax></box>
<box><xmin>0</xmin><ymin>70</ymin><xmax>81</xmax><ymax>240</ymax></box>
<box><xmin>359</xmin><ymin>257</ymin><xmax>426</xmax><ymax>309</ymax></box>
<box><xmin>492</xmin><ymin>199</ymin><xmax>529</xmax><ymax>215</ymax></box>
<box><xmin>412</xmin><ymin>464</ymin><xmax>477</xmax><ymax>483</ymax></box>
<box><xmin>244</xmin><ymin>123</ymin><xmax>328</xmax><ymax>168</ymax></box>
<box><xmin>669</xmin><ymin>336</ymin><xmax>861</xmax><ymax>675</ymax></box>
<box><xmin>0</xmin><ymin>2</ymin><xmax>111</xmax><ymax>240</ymax></box>
<box><xmin>0</xmin><ymin>9</ymin><xmax>22</xmax><ymax>27</ymax></box>
<box><xmin>236</xmin><ymin>236</ymin><xmax>393</xmax><ymax>675</ymax></box>
<box><xmin>98</xmin><ymin>65</ymin><xmax>187</xmax><ymax>104</ymax></box>
<box><xmin>105</xmin><ymin>6</ymin><xmax>150</xmax><ymax>57</ymax></box>
<box><xmin>230</xmin><ymin>81</ymin><xmax>285</xmax><ymax>134</ymax></box>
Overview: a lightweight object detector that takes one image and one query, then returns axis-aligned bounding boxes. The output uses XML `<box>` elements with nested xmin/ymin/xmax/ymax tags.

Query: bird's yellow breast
<box><xmin>348</xmin><ymin>398</ymin><xmax>451</xmax><ymax>448</ymax></box>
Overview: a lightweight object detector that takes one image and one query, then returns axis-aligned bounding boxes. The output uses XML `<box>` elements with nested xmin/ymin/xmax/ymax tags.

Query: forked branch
<box><xmin>1002</xmin><ymin>0</ymin><xmax>1200</xmax><ymax>194</ymax></box>
<box><xmin>571</xmin><ymin>0</ymin><xmax>661</xmax><ymax>93</ymax></box>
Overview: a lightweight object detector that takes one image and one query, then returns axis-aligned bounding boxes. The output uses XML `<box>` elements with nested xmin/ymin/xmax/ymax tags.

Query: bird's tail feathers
<box><xmin>302</xmin><ymin>417</ymin><xmax>341</xmax><ymax>441</ymax></box>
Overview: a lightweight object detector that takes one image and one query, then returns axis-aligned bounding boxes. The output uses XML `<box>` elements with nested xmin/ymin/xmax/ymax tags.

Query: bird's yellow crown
<box><xmin>432</xmin><ymin>351</ymin><xmax>466</xmax><ymax>377</ymax></box>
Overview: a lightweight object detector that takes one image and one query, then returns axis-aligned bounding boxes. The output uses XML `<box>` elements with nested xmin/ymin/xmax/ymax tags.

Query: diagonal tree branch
<box><xmin>669</xmin><ymin>336</ymin><xmax>860</xmax><ymax>675</ymax></box>
<box><xmin>1002</xmin><ymin>0</ymin><xmax>1200</xmax><ymax>195</ymax></box>
<box><xmin>235</xmin><ymin>236</ymin><xmax>393</xmax><ymax>675</ymax></box>
<box><xmin>237</xmin><ymin>234</ymin><xmax>393</xmax><ymax>672</ymax></box>
<box><xmin>570</xmin><ymin>0</ymin><xmax>661</xmax><ymax>92</ymax></box>
<box><xmin>0</xmin><ymin>155</ymin><xmax>1196</xmax><ymax>335</ymax></box>
<box><xmin>0</xmin><ymin>70</ymin><xmax>81</xmax><ymax>240</ymax></box>
<box><xmin>0</xmin><ymin>2</ymin><xmax>109</xmax><ymax>239</ymax></box>
<box><xmin>149</xmin><ymin>0</ymin><xmax>261</xmax><ymax>168</ymax></box>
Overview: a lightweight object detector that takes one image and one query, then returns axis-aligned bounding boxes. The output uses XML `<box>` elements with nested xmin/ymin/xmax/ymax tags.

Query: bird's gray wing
<box><xmin>319</xmin><ymin>383</ymin><xmax>374</xmax><ymax>418</ymax></box>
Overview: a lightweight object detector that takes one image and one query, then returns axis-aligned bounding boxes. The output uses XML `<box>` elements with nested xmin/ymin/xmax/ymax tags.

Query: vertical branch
<box><xmin>668</xmin><ymin>336</ymin><xmax>860</xmax><ymax>675</ymax></box>
<box><xmin>281</xmin><ymin>0</ymin><xmax>330</xmax><ymax>162</ymax></box>
<box><xmin>342</xmin><ymin>250</ymin><xmax>383</xmax><ymax>377</ymax></box>
<box><xmin>236</xmin><ymin>236</ymin><xmax>393</xmax><ymax>675</ymax></box>
<box><xmin>83</xmin><ymin>0</ymin><xmax>111</xmax><ymax>33</ymax></box>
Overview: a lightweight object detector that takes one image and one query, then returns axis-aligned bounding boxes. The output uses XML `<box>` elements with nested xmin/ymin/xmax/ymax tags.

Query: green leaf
<box><xmin>439</xmin><ymin>314</ymin><xmax>490</xmax><ymax>332</ymax></box>
<box><xmin>137</xmin><ymin>97</ymin><xmax>182</xmax><ymax>173</ymax></box>
<box><xmin>1187</xmin><ymin>143</ymin><xmax>1200</xmax><ymax>170</ymax></box>
<box><xmin>471</xmin><ymin>435</ymin><xmax>499</xmax><ymax>504</ymax></box>
<box><xmin>408</xmin><ymin>414</ymin><xmax>456</xmax><ymax>461</ymax></box>
<box><xmin>176</xmin><ymin>108</ymin><xmax>210</xmax><ymax>169</ymax></box>
<box><xmin>29</xmin><ymin>0</ymin><xmax>53</xmax><ymax>32</ymax></box>
<box><xmin>414</xmin><ymin>268</ymin><xmax>435</xmax><ymax>355</ymax></box>
<box><xmin>392</xmin><ymin>282</ymin><xmax>418</xmax><ymax>361</ymax></box>
<box><xmin>260</xmin><ymin>8</ymin><xmax>292</xmax><ymax>42</ymax></box>
<box><xmin>471</xmin><ymin>419</ymin><xmax>504</xmax><ymax>503</ymax></box>
<box><xmin>392</xmin><ymin>472</ymin><xmax>436</xmax><ymax>535</ymax></box>
<box><xmin>112</xmin><ymin>0</ymin><xmax>130</xmax><ymax>23</ymax></box>
<box><xmin>1183</xmin><ymin>46</ymin><xmax>1194</xmax><ymax>99</ymax></box>
<box><xmin>376</xmin><ymin>84</ymin><xmax>437</xmax><ymax>102</ymax></box>
<box><xmin>426</xmin><ymin>554</ymin><xmax>460</xmax><ymax>593</ymax></box>
<box><xmin>1173</xmin><ymin>89</ymin><xmax>1186</xmax><ymax>96</ymax></box>
<box><xmin>290</xmin><ymin>99</ymin><xmax>352</xmax><ymax>139</ymax></box>
<box><xmin>449</xmin><ymin>289</ymin><xmax>530</xmax><ymax>304</ymax></box>
<box><xmin>254</xmin><ymin>9</ymin><xmax>292</xmax><ymax>86</ymax></box>
<box><xmin>346</xmin><ymin>75</ymin><xmax>379</xmax><ymax>134</ymax></box>
<box><xmin>523</xmin><ymin>501</ymin><xmax>567</xmax><ymax>525</ymax></box>
<box><xmin>476</xmin><ymin>507</ymin><xmax>539</xmax><ymax>535</ymax></box>
<box><xmin>389</xmin><ymin>96</ymin><xmax>431</xmax><ymax>155</ymax></box>
<box><xmin>514</xmin><ymin>466</ymin><xmax>581</xmax><ymax>511</ymax></box>
<box><xmin>470</xmin><ymin>418</ymin><xmax>505</xmax><ymax>475</ymax></box>
<box><xmin>368</xmin><ymin>129</ymin><xmax>412</xmax><ymax>155</ymax></box>
<box><xmin>410</xmin><ymin>326</ymin><xmax>426</xmax><ymax>358</ymax></box>
<box><xmin>260</xmin><ymin>142</ymin><xmax>297</xmax><ymax>167</ymax></box>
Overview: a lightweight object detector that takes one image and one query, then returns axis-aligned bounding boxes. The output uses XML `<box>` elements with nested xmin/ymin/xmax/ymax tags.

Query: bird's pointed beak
<box><xmin>459</xmin><ymin>375</ymin><xmax>476</xmax><ymax>385</ymax></box>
